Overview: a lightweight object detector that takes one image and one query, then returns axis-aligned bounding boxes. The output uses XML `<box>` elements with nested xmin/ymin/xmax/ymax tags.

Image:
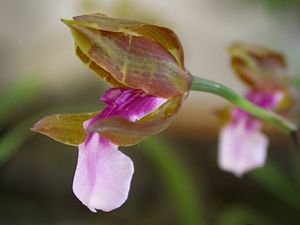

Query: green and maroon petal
<box><xmin>31</xmin><ymin>112</ymin><xmax>98</xmax><ymax>146</ymax></box>
<box><xmin>64</xmin><ymin>21</ymin><xmax>190</xmax><ymax>98</ymax></box>
<box><xmin>88</xmin><ymin>95</ymin><xmax>183</xmax><ymax>146</ymax></box>
<box><xmin>73</xmin><ymin>13</ymin><xmax>184</xmax><ymax>67</ymax></box>
<box><xmin>229</xmin><ymin>42</ymin><xmax>289</xmax><ymax>90</ymax></box>
<box><xmin>62</xmin><ymin>14</ymin><xmax>191</xmax><ymax>98</ymax></box>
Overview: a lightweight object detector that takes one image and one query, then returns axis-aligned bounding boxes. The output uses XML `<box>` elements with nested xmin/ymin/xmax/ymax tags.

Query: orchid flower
<box><xmin>32</xmin><ymin>13</ymin><xmax>190</xmax><ymax>212</ymax></box>
<box><xmin>31</xmin><ymin>14</ymin><xmax>297</xmax><ymax>212</ymax></box>
<box><xmin>218</xmin><ymin>43</ymin><xmax>295</xmax><ymax>176</ymax></box>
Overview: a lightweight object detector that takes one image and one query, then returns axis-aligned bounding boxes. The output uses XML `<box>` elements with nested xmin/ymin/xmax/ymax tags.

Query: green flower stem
<box><xmin>190</xmin><ymin>75</ymin><xmax>297</xmax><ymax>134</ymax></box>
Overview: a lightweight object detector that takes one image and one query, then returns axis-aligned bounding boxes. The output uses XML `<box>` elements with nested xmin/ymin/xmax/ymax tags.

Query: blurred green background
<box><xmin>0</xmin><ymin>0</ymin><xmax>300</xmax><ymax>224</ymax></box>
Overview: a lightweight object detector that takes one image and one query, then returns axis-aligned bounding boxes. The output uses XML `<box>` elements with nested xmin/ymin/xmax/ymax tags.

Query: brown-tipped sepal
<box><xmin>62</xmin><ymin>13</ymin><xmax>191</xmax><ymax>98</ymax></box>
<box><xmin>31</xmin><ymin>112</ymin><xmax>97</xmax><ymax>146</ymax></box>
<box><xmin>228</xmin><ymin>42</ymin><xmax>288</xmax><ymax>90</ymax></box>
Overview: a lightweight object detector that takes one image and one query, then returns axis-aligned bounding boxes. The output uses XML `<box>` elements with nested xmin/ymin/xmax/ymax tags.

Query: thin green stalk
<box><xmin>250</xmin><ymin>162</ymin><xmax>300</xmax><ymax>211</ymax></box>
<box><xmin>141</xmin><ymin>137</ymin><xmax>206</xmax><ymax>225</ymax></box>
<box><xmin>0</xmin><ymin>77</ymin><xmax>40</xmax><ymax>122</ymax></box>
<box><xmin>0</xmin><ymin>117</ymin><xmax>36</xmax><ymax>165</ymax></box>
<box><xmin>190</xmin><ymin>75</ymin><xmax>297</xmax><ymax>134</ymax></box>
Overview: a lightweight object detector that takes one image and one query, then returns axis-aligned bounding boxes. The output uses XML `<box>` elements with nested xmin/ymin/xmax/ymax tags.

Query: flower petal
<box><xmin>30</xmin><ymin>112</ymin><xmax>98</xmax><ymax>146</ymax></box>
<box><xmin>88</xmin><ymin>88</ymin><xmax>167</xmax><ymax>125</ymax></box>
<box><xmin>73</xmin><ymin>13</ymin><xmax>185</xmax><ymax>68</ymax></box>
<box><xmin>64</xmin><ymin>20</ymin><xmax>190</xmax><ymax>98</ymax></box>
<box><xmin>228</xmin><ymin>42</ymin><xmax>288</xmax><ymax>90</ymax></box>
<box><xmin>102</xmin><ymin>88</ymin><xmax>168</xmax><ymax>122</ymax></box>
<box><xmin>89</xmin><ymin>95</ymin><xmax>183</xmax><ymax>146</ymax></box>
<box><xmin>73</xmin><ymin>133</ymin><xmax>134</xmax><ymax>212</ymax></box>
<box><xmin>218</xmin><ymin>123</ymin><xmax>268</xmax><ymax>177</ymax></box>
<box><xmin>89</xmin><ymin>116</ymin><xmax>173</xmax><ymax>146</ymax></box>
<box><xmin>85</xmin><ymin>88</ymin><xmax>179</xmax><ymax>146</ymax></box>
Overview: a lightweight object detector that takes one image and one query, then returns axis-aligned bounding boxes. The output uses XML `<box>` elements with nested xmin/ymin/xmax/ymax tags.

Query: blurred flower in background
<box><xmin>218</xmin><ymin>43</ymin><xmax>297</xmax><ymax>177</ymax></box>
<box><xmin>0</xmin><ymin>0</ymin><xmax>300</xmax><ymax>225</ymax></box>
